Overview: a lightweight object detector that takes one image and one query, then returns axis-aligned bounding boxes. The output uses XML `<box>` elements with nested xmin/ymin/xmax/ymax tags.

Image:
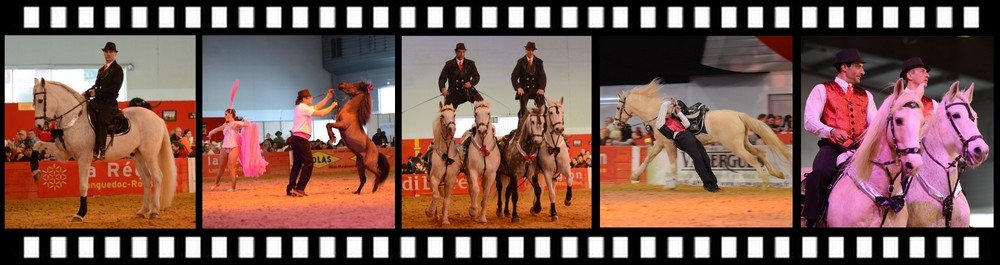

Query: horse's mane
<box><xmin>44</xmin><ymin>80</ymin><xmax>87</xmax><ymax>102</ymax></box>
<box><xmin>627</xmin><ymin>78</ymin><xmax>665</xmax><ymax>104</ymax></box>
<box><xmin>353</xmin><ymin>82</ymin><xmax>373</xmax><ymax>125</ymax></box>
<box><xmin>847</xmin><ymin>91</ymin><xmax>921</xmax><ymax>181</ymax></box>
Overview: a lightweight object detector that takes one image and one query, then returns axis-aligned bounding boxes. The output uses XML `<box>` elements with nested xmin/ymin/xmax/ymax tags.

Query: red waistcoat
<box><xmin>821</xmin><ymin>81</ymin><xmax>868</xmax><ymax>147</ymax></box>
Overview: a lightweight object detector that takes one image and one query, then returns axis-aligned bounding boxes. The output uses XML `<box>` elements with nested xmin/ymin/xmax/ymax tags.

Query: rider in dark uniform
<box><xmin>511</xmin><ymin>41</ymin><xmax>547</xmax><ymax>121</ymax></box>
<box><xmin>85</xmin><ymin>42</ymin><xmax>124</xmax><ymax>160</ymax></box>
<box><xmin>438</xmin><ymin>43</ymin><xmax>483</xmax><ymax>111</ymax></box>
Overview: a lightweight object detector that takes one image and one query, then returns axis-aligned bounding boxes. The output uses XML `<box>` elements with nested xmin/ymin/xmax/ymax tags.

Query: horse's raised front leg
<box><xmin>632</xmin><ymin>143</ymin><xmax>663</xmax><ymax>183</ymax></box>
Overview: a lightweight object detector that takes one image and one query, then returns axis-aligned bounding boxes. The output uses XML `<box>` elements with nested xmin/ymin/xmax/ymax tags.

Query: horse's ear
<box><xmin>946</xmin><ymin>81</ymin><xmax>960</xmax><ymax>100</ymax></box>
<box><xmin>892</xmin><ymin>78</ymin><xmax>905</xmax><ymax>95</ymax></box>
<box><xmin>34</xmin><ymin>78</ymin><xmax>39</xmax><ymax>86</ymax></box>
<box><xmin>560</xmin><ymin>96</ymin><xmax>564</xmax><ymax>105</ymax></box>
<box><xmin>40</xmin><ymin>78</ymin><xmax>46</xmax><ymax>86</ymax></box>
<box><xmin>965</xmin><ymin>82</ymin><xmax>975</xmax><ymax>102</ymax></box>
<box><xmin>439</xmin><ymin>101</ymin><xmax>444</xmax><ymax>109</ymax></box>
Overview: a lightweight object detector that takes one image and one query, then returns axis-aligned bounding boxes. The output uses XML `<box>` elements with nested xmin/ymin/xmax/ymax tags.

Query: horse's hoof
<box><xmin>71</xmin><ymin>215</ymin><xmax>84</xmax><ymax>222</ymax></box>
<box><xmin>511</xmin><ymin>217</ymin><xmax>521</xmax><ymax>223</ymax></box>
<box><xmin>353</xmin><ymin>191</ymin><xmax>362</xmax><ymax>195</ymax></box>
<box><xmin>442</xmin><ymin>220</ymin><xmax>451</xmax><ymax>226</ymax></box>
<box><xmin>504</xmin><ymin>211</ymin><xmax>511</xmax><ymax>217</ymax></box>
<box><xmin>496</xmin><ymin>209</ymin><xmax>503</xmax><ymax>218</ymax></box>
<box><xmin>564</xmin><ymin>200</ymin><xmax>572</xmax><ymax>206</ymax></box>
<box><xmin>551</xmin><ymin>216</ymin><xmax>559</xmax><ymax>222</ymax></box>
<box><xmin>136</xmin><ymin>213</ymin><xmax>146</xmax><ymax>219</ymax></box>
<box><xmin>149</xmin><ymin>213</ymin><xmax>158</xmax><ymax>220</ymax></box>
<box><xmin>477</xmin><ymin>217</ymin><xmax>488</xmax><ymax>223</ymax></box>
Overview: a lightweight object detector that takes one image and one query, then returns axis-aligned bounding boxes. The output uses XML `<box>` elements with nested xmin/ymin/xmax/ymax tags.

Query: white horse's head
<box><xmin>614</xmin><ymin>78</ymin><xmax>665</xmax><ymax>127</ymax></box>
<box><xmin>472</xmin><ymin>100</ymin><xmax>491</xmax><ymax>135</ymax></box>
<box><xmin>936</xmin><ymin>81</ymin><xmax>989</xmax><ymax>166</ymax></box>
<box><xmin>545</xmin><ymin>97</ymin><xmax>565</xmax><ymax>134</ymax></box>
<box><xmin>524</xmin><ymin>107</ymin><xmax>545</xmax><ymax>145</ymax></box>
<box><xmin>886</xmin><ymin>78</ymin><xmax>927</xmax><ymax>176</ymax></box>
<box><xmin>32</xmin><ymin>78</ymin><xmax>84</xmax><ymax>131</ymax></box>
<box><xmin>437</xmin><ymin>101</ymin><xmax>457</xmax><ymax>138</ymax></box>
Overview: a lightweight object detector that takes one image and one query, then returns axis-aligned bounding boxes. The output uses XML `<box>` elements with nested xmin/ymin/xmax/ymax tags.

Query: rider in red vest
<box><xmin>802</xmin><ymin>49</ymin><xmax>878</xmax><ymax>227</ymax></box>
<box><xmin>654</xmin><ymin>98</ymin><xmax>721</xmax><ymax>192</ymax></box>
<box><xmin>900</xmin><ymin>57</ymin><xmax>937</xmax><ymax>117</ymax></box>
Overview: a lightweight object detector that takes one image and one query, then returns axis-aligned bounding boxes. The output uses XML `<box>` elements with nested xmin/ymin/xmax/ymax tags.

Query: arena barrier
<box><xmin>201</xmin><ymin>148</ymin><xmax>395</xmax><ymax>177</ymax></box>
<box><xmin>600</xmin><ymin>144</ymin><xmax>793</xmax><ymax>187</ymax></box>
<box><xmin>4</xmin><ymin>158</ymin><xmax>195</xmax><ymax>199</ymax></box>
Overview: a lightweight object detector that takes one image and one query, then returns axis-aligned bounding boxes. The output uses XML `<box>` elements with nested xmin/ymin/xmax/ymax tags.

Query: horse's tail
<box><xmin>375</xmin><ymin>153</ymin><xmax>390</xmax><ymax>190</ymax></box>
<box><xmin>158</xmin><ymin>131</ymin><xmax>178</xmax><ymax>208</ymax></box>
<box><xmin>739</xmin><ymin>112</ymin><xmax>792</xmax><ymax>161</ymax></box>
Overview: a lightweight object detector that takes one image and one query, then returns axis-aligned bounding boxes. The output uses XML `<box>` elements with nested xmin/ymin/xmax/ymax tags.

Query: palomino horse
<box><xmin>614</xmin><ymin>78</ymin><xmax>791</xmax><ymax>187</ymax></box>
<box><xmin>425</xmin><ymin>102</ymin><xmax>463</xmax><ymax>225</ymax></box>
<box><xmin>908</xmin><ymin>81</ymin><xmax>989</xmax><ymax>227</ymax></box>
<box><xmin>826</xmin><ymin>79</ymin><xmax>925</xmax><ymax>227</ymax></box>
<box><xmin>496</xmin><ymin>107</ymin><xmax>545</xmax><ymax>223</ymax></box>
<box><xmin>31</xmin><ymin>78</ymin><xmax>177</xmax><ymax>221</ymax></box>
<box><xmin>458</xmin><ymin>100</ymin><xmax>501</xmax><ymax>223</ymax></box>
<box><xmin>328</xmin><ymin>81</ymin><xmax>391</xmax><ymax>194</ymax></box>
<box><xmin>534</xmin><ymin>97</ymin><xmax>574</xmax><ymax>221</ymax></box>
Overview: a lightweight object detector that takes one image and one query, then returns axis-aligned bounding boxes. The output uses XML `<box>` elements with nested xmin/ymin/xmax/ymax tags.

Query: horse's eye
<box><xmin>951</xmin><ymin>113</ymin><xmax>960</xmax><ymax>119</ymax></box>
<box><xmin>37</xmin><ymin>99</ymin><xmax>43</xmax><ymax>104</ymax></box>
<box><xmin>895</xmin><ymin>118</ymin><xmax>903</xmax><ymax>125</ymax></box>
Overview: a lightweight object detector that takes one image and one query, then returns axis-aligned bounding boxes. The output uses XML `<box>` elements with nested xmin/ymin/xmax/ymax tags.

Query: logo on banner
<box><xmin>313</xmin><ymin>151</ymin><xmax>339</xmax><ymax>168</ymax></box>
<box><xmin>681</xmin><ymin>151</ymin><xmax>756</xmax><ymax>172</ymax></box>
<box><xmin>41</xmin><ymin>165</ymin><xmax>68</xmax><ymax>191</ymax></box>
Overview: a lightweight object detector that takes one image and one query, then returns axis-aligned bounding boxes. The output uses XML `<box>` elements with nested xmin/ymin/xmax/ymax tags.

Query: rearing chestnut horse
<box><xmin>327</xmin><ymin>81</ymin><xmax>391</xmax><ymax>194</ymax></box>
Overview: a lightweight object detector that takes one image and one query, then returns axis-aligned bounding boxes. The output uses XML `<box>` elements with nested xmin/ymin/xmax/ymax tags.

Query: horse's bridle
<box><xmin>872</xmin><ymin>100</ymin><xmax>923</xmax><ymax>226</ymax></box>
<box><xmin>435</xmin><ymin>107</ymin><xmax>457</xmax><ymax>165</ymax></box>
<box><xmin>920</xmin><ymin>99</ymin><xmax>981</xmax><ymax>227</ymax></box>
<box><xmin>614</xmin><ymin>96</ymin><xmax>657</xmax><ymax>128</ymax></box>
<box><xmin>33</xmin><ymin>83</ymin><xmax>88</xmax><ymax>131</ymax></box>
<box><xmin>543</xmin><ymin>104</ymin><xmax>565</xmax><ymax>155</ymax></box>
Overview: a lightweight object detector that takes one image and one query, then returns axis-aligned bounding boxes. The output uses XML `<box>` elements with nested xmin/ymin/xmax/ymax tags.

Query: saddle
<box><xmin>88</xmin><ymin>108</ymin><xmax>131</xmax><ymax>136</ymax></box>
<box><xmin>680</xmin><ymin>102</ymin><xmax>709</xmax><ymax>135</ymax></box>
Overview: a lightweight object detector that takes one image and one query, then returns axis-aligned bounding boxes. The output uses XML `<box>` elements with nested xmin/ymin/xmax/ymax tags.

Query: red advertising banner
<box><xmin>5</xmin><ymin>158</ymin><xmax>190</xmax><ymax>199</ymax></box>
<box><xmin>401</xmin><ymin>168</ymin><xmax>590</xmax><ymax>197</ymax></box>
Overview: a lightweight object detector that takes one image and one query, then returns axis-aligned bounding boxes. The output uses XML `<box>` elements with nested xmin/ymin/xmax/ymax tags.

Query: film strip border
<box><xmin>14</xmin><ymin>4</ymin><xmax>985</xmax><ymax>31</ymax></box>
<box><xmin>12</xmin><ymin>234</ymin><xmax>988</xmax><ymax>261</ymax></box>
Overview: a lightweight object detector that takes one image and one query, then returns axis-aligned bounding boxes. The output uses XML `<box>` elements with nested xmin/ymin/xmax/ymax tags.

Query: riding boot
<box><xmin>806</xmin><ymin>218</ymin><xmax>818</xmax><ymax>228</ymax></box>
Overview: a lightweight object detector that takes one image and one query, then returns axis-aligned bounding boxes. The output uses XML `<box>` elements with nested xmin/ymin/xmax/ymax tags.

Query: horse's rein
<box><xmin>34</xmin><ymin>84</ymin><xmax>88</xmax><ymax>130</ymax></box>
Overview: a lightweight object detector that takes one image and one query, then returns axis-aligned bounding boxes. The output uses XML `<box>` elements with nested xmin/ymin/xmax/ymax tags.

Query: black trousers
<box><xmin>443</xmin><ymin>87</ymin><xmax>483</xmax><ymax>111</ymax></box>
<box><xmin>672</xmin><ymin>130</ymin><xmax>719</xmax><ymax>187</ymax></box>
<box><xmin>88</xmin><ymin>104</ymin><xmax>115</xmax><ymax>153</ymax></box>
<box><xmin>517</xmin><ymin>91</ymin><xmax>545</xmax><ymax>119</ymax></box>
<box><xmin>803</xmin><ymin>139</ymin><xmax>847</xmax><ymax>220</ymax></box>
<box><xmin>286</xmin><ymin>136</ymin><xmax>314</xmax><ymax>193</ymax></box>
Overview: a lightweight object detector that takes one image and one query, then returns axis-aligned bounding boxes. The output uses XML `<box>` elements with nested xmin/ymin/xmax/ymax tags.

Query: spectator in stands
<box><xmin>757</xmin><ymin>113</ymin><xmax>767</xmax><ymax>123</ymax></box>
<box><xmin>261</xmin><ymin>138</ymin><xmax>275</xmax><ymax>153</ymax></box>
<box><xmin>273</xmin><ymin>131</ymin><xmax>286</xmax><ymax>150</ymax></box>
<box><xmin>173</xmin><ymin>127</ymin><xmax>192</xmax><ymax>157</ymax></box>
<box><xmin>782</xmin><ymin>115</ymin><xmax>793</xmax><ymax>132</ymax></box>
<box><xmin>372</xmin><ymin>128</ymin><xmax>389</xmax><ymax>147</ymax></box>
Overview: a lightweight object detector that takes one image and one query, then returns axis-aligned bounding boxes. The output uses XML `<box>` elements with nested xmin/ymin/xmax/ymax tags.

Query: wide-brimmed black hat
<box><xmin>833</xmin><ymin>48</ymin><xmax>865</xmax><ymax>67</ymax></box>
<box><xmin>454</xmin><ymin>43</ymin><xmax>467</xmax><ymax>51</ymax></box>
<box><xmin>101</xmin><ymin>42</ymin><xmax>118</xmax><ymax>52</ymax></box>
<box><xmin>899</xmin><ymin>57</ymin><xmax>931</xmax><ymax>78</ymax></box>
<box><xmin>524</xmin><ymin>41</ymin><xmax>537</xmax><ymax>51</ymax></box>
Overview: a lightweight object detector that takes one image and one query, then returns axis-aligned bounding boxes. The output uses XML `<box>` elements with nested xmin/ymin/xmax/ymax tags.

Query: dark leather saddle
<box><xmin>88</xmin><ymin>108</ymin><xmax>131</xmax><ymax>136</ymax></box>
<box><xmin>678</xmin><ymin>100</ymin><xmax>709</xmax><ymax>135</ymax></box>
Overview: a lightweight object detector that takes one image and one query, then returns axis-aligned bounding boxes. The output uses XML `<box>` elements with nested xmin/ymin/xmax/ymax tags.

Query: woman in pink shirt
<box><xmin>286</xmin><ymin>89</ymin><xmax>338</xmax><ymax>197</ymax></box>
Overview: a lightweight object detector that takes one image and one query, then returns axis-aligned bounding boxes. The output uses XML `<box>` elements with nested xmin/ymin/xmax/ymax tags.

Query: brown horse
<box><xmin>327</xmin><ymin>81</ymin><xmax>391</xmax><ymax>194</ymax></box>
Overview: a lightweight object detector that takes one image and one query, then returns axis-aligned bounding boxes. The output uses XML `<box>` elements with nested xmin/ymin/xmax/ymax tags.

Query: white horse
<box><xmin>535</xmin><ymin>97</ymin><xmax>574</xmax><ymax>221</ymax></box>
<box><xmin>459</xmin><ymin>100</ymin><xmax>501</xmax><ymax>223</ymax></box>
<box><xmin>826</xmin><ymin>79</ymin><xmax>925</xmax><ymax>227</ymax></box>
<box><xmin>425</xmin><ymin>102</ymin><xmax>463</xmax><ymax>225</ymax></box>
<box><xmin>614</xmin><ymin>79</ymin><xmax>791</xmax><ymax>187</ymax></box>
<box><xmin>908</xmin><ymin>81</ymin><xmax>989</xmax><ymax>227</ymax></box>
<box><xmin>31</xmin><ymin>78</ymin><xmax>177</xmax><ymax>221</ymax></box>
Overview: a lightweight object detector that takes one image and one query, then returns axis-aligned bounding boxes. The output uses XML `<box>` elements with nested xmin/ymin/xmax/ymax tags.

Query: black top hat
<box><xmin>524</xmin><ymin>42</ymin><xmax>537</xmax><ymax>51</ymax></box>
<box><xmin>101</xmin><ymin>42</ymin><xmax>118</xmax><ymax>52</ymax></box>
<box><xmin>833</xmin><ymin>49</ymin><xmax>865</xmax><ymax>67</ymax></box>
<box><xmin>899</xmin><ymin>57</ymin><xmax>931</xmax><ymax>78</ymax></box>
<box><xmin>454</xmin><ymin>43</ymin><xmax>467</xmax><ymax>51</ymax></box>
